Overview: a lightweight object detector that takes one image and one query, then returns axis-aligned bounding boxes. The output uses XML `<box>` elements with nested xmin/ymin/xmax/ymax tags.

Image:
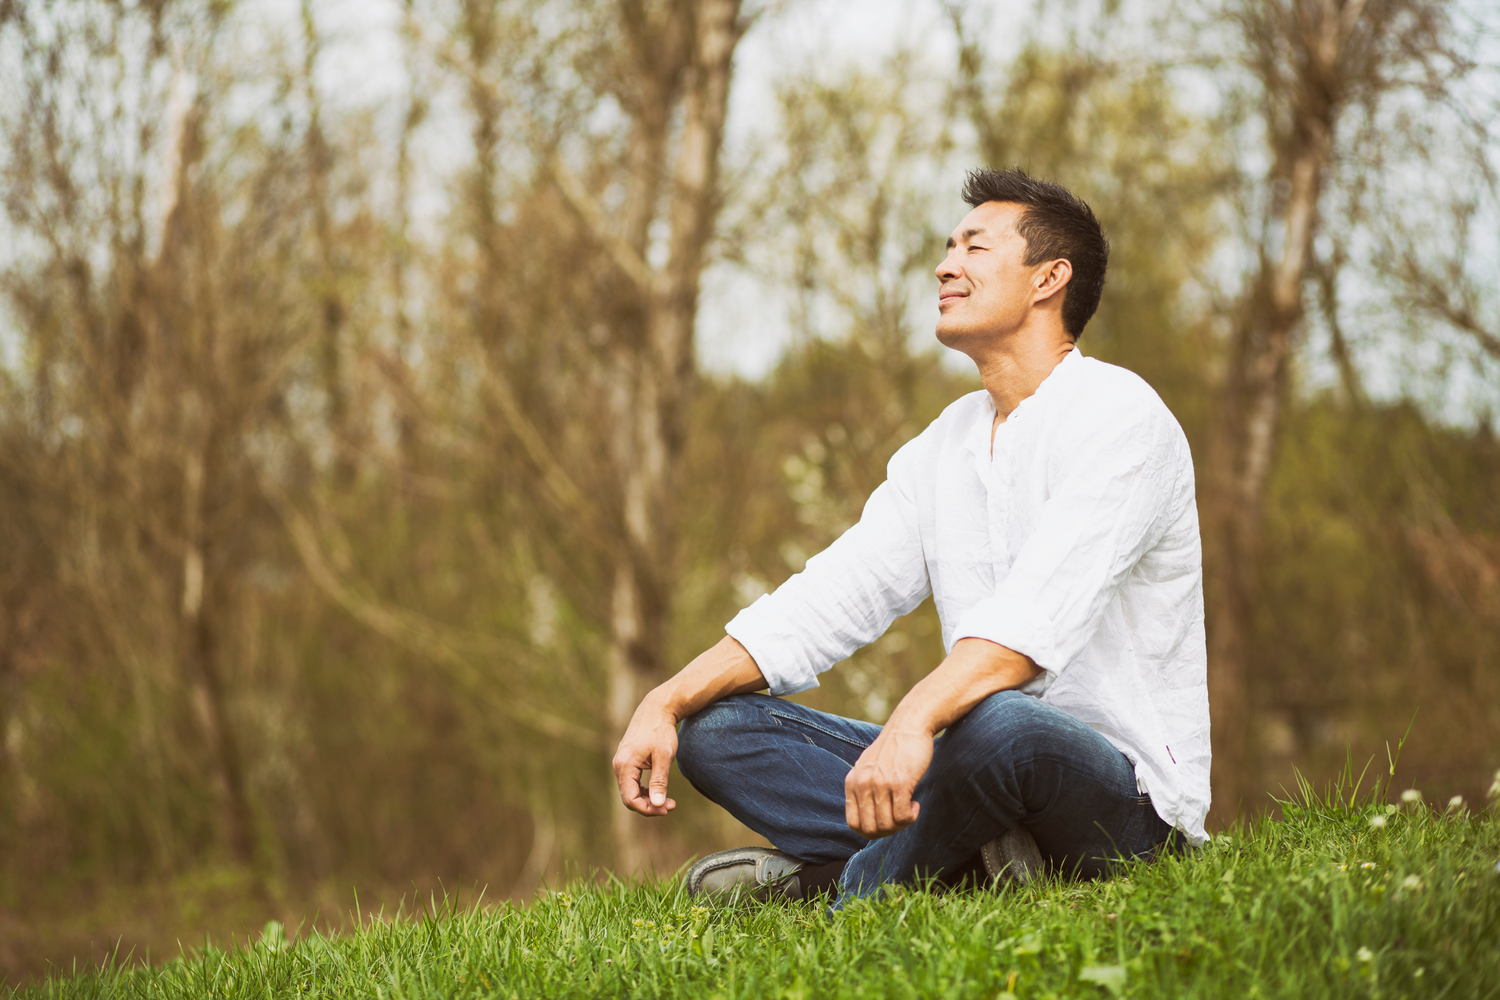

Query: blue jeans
<box><xmin>676</xmin><ymin>691</ymin><xmax>1175</xmax><ymax>904</ymax></box>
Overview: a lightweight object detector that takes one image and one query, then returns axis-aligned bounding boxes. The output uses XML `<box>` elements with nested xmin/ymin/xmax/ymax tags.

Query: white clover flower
<box><xmin>1356</xmin><ymin>947</ymin><xmax>1374</xmax><ymax>962</ymax></box>
<box><xmin>1369</xmin><ymin>814</ymin><xmax>1387</xmax><ymax>828</ymax></box>
<box><xmin>1402</xmin><ymin>874</ymin><xmax>1425</xmax><ymax>892</ymax></box>
<box><xmin>1401</xmin><ymin>788</ymin><xmax>1423</xmax><ymax>806</ymax></box>
<box><xmin>1447</xmin><ymin>795</ymin><xmax>1467</xmax><ymax>813</ymax></box>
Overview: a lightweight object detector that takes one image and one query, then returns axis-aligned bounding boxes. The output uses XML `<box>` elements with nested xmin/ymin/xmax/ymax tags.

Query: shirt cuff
<box><xmin>725</xmin><ymin>597</ymin><xmax>822</xmax><ymax>696</ymax></box>
<box><xmin>952</xmin><ymin>596</ymin><xmax>1065</xmax><ymax>693</ymax></box>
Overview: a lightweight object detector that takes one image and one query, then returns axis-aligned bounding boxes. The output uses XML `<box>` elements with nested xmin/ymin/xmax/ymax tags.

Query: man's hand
<box><xmin>844</xmin><ymin>727</ymin><xmax>935</xmax><ymax>838</ymax></box>
<box><xmin>610</xmin><ymin>636</ymin><xmax>770</xmax><ymax>818</ymax></box>
<box><xmin>612</xmin><ymin>697</ymin><xmax>679</xmax><ymax>817</ymax></box>
<box><xmin>844</xmin><ymin>638</ymin><xmax>1041</xmax><ymax>838</ymax></box>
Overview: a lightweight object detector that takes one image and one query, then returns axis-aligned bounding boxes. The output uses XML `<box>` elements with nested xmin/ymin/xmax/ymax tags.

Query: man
<box><xmin>612</xmin><ymin>167</ymin><xmax>1209</xmax><ymax>906</ymax></box>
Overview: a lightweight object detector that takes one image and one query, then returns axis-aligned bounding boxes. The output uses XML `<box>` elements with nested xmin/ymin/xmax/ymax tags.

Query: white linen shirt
<box><xmin>725</xmin><ymin>349</ymin><xmax>1211</xmax><ymax>844</ymax></box>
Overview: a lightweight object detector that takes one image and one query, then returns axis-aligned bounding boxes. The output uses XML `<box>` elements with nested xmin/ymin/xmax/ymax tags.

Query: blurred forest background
<box><xmin>1</xmin><ymin>0</ymin><xmax>1498</xmax><ymax>984</ymax></box>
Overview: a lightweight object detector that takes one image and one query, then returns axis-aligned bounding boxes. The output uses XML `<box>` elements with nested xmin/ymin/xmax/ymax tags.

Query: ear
<box><xmin>1032</xmin><ymin>259</ymin><xmax>1072</xmax><ymax>304</ymax></box>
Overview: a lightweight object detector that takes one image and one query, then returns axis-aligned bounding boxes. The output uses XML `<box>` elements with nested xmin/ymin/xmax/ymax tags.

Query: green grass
<box><xmin>12</xmin><ymin>784</ymin><xmax>1500</xmax><ymax>999</ymax></box>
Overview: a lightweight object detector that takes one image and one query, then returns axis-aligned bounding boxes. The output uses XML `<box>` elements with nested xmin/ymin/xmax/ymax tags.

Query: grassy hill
<box><xmin>12</xmin><ymin>774</ymin><xmax>1499</xmax><ymax>1000</ymax></box>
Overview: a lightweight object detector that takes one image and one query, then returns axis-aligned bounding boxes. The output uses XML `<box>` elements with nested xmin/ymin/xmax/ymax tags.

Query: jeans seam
<box><xmin>763</xmin><ymin>708</ymin><xmax>872</xmax><ymax>751</ymax></box>
<box><xmin>970</xmin><ymin>750</ymin><xmax>1142</xmax><ymax>804</ymax></box>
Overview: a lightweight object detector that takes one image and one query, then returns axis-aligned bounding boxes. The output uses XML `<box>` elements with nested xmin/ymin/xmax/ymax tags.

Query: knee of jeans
<box><xmin>948</xmin><ymin>690</ymin><xmax>1052</xmax><ymax>760</ymax></box>
<box><xmin>676</xmin><ymin>694</ymin><xmax>762</xmax><ymax>781</ymax></box>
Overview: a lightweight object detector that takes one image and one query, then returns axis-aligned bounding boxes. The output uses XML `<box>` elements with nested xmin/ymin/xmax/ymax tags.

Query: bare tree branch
<box><xmin>1396</xmin><ymin>259</ymin><xmax>1500</xmax><ymax>362</ymax></box>
<box><xmin>262</xmin><ymin>476</ymin><xmax>608</xmax><ymax>751</ymax></box>
<box><xmin>549</xmin><ymin>157</ymin><xmax>659</xmax><ymax>297</ymax></box>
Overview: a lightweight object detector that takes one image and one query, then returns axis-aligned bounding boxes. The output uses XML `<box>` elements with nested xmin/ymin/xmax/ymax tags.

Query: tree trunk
<box><xmin>604</xmin><ymin>0</ymin><xmax>741</xmax><ymax>876</ymax></box>
<box><xmin>1205</xmin><ymin>1</ymin><xmax>1347</xmax><ymax>825</ymax></box>
<box><xmin>388</xmin><ymin>2</ymin><xmax>425</xmax><ymax>463</ymax></box>
<box><xmin>179</xmin><ymin>438</ymin><xmax>257</xmax><ymax>867</ymax></box>
<box><xmin>0</xmin><ymin>626</ymin><xmax>40</xmax><ymax>830</ymax></box>
<box><xmin>301</xmin><ymin>0</ymin><xmax>353</xmax><ymax>486</ymax></box>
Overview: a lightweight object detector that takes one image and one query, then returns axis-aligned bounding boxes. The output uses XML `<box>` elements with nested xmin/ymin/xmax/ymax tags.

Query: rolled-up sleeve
<box><xmin>725</xmin><ymin>440</ymin><xmax>933</xmax><ymax>695</ymax></box>
<box><xmin>953</xmin><ymin>406</ymin><xmax>1187</xmax><ymax>680</ymax></box>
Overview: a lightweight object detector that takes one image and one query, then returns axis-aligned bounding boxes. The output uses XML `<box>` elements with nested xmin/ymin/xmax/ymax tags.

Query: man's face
<box><xmin>934</xmin><ymin>201</ymin><xmax>1047</xmax><ymax>349</ymax></box>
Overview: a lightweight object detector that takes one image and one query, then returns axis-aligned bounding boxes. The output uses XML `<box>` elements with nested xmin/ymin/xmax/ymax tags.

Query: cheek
<box><xmin>988</xmin><ymin>275</ymin><xmax>1029</xmax><ymax>311</ymax></box>
<box><xmin>975</xmin><ymin>281</ymin><xmax>1023</xmax><ymax>317</ymax></box>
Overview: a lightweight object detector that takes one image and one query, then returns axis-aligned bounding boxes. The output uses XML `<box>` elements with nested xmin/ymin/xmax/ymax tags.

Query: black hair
<box><xmin>961</xmin><ymin>167</ymin><xmax>1109</xmax><ymax>339</ymax></box>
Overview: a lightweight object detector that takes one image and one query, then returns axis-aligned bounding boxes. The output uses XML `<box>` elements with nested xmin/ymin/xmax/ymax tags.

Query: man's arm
<box><xmin>614</xmin><ymin>424</ymin><xmax>934</xmax><ymax>819</ymax></box>
<box><xmin>843</xmin><ymin>637</ymin><xmax>1039</xmax><ymax>838</ymax></box>
<box><xmin>726</xmin><ymin>433</ymin><xmax>932</xmax><ymax>697</ymax></box>
<box><xmin>612</xmin><ymin>636</ymin><xmax>767</xmax><ymax>817</ymax></box>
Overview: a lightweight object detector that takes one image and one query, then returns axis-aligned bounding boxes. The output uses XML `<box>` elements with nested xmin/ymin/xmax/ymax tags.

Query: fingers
<box><xmin>647</xmin><ymin>746</ymin><xmax>674</xmax><ymax>808</ymax></box>
<box><xmin>890</xmin><ymin>784</ymin><xmax>918</xmax><ymax>829</ymax></box>
<box><xmin>848</xmin><ymin>772</ymin><xmax>876</xmax><ymax>836</ymax></box>
<box><xmin>845</xmin><ymin>766</ymin><xmax>912</xmax><ymax>838</ymax></box>
<box><xmin>845</xmin><ymin>761</ymin><xmax>876</xmax><ymax>837</ymax></box>
<box><xmin>844</xmin><ymin>735</ymin><xmax>929</xmax><ymax>838</ymax></box>
<box><xmin>613</xmin><ymin>743</ymin><xmax>676</xmax><ymax>817</ymax></box>
<box><xmin>613</xmin><ymin>753</ymin><xmax>646</xmax><ymax>810</ymax></box>
<box><xmin>612</xmin><ymin>708</ymin><xmax>680</xmax><ymax>818</ymax></box>
<box><xmin>856</xmin><ymin>787</ymin><xmax>917</xmax><ymax>837</ymax></box>
<box><xmin>871</xmin><ymin>781</ymin><xmax>896</xmax><ymax>835</ymax></box>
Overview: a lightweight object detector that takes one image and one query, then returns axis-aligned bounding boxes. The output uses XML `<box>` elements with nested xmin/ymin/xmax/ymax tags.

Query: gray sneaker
<box><xmin>685</xmin><ymin>847</ymin><xmax>804</xmax><ymax>904</ymax></box>
<box><xmin>980</xmin><ymin>826</ymin><xmax>1044</xmax><ymax>886</ymax></box>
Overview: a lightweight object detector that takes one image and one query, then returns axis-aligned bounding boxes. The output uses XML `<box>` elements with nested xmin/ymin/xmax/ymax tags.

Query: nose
<box><xmin>936</xmin><ymin>248</ymin><xmax>960</xmax><ymax>282</ymax></box>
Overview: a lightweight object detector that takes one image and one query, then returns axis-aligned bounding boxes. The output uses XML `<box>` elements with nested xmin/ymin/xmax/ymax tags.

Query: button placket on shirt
<box><xmin>984</xmin><ymin>414</ymin><xmax>1017</xmax><ymax>583</ymax></box>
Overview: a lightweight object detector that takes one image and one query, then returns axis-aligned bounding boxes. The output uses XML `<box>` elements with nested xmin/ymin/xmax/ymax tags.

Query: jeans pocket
<box><xmin>764</xmin><ymin>709</ymin><xmax>872</xmax><ymax>754</ymax></box>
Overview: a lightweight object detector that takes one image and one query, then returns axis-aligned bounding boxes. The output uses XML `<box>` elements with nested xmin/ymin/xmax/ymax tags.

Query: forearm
<box><xmin>643</xmin><ymin>635</ymin><xmax>768</xmax><ymax>724</ymax></box>
<box><xmin>882</xmin><ymin>637</ymin><xmax>1040</xmax><ymax>737</ymax></box>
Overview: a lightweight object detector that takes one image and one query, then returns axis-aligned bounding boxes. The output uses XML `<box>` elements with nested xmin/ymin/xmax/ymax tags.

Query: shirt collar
<box><xmin>964</xmin><ymin>347</ymin><xmax>1082</xmax><ymax>460</ymax></box>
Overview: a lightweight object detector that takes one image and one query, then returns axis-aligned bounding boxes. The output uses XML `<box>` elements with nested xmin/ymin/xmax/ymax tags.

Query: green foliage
<box><xmin>1254</xmin><ymin>400</ymin><xmax>1500</xmax><ymax>801</ymax></box>
<box><xmin>13</xmin><ymin>797</ymin><xmax>1499</xmax><ymax>999</ymax></box>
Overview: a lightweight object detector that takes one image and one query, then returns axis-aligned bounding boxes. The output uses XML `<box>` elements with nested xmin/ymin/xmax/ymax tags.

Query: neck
<box><xmin>964</xmin><ymin>324</ymin><xmax>1076</xmax><ymax>420</ymax></box>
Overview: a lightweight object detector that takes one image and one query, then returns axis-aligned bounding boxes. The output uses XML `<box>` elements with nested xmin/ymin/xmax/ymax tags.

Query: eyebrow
<box><xmin>945</xmin><ymin>227</ymin><xmax>988</xmax><ymax>250</ymax></box>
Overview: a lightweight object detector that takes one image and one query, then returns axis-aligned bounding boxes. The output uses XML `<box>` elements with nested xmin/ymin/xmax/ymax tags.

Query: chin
<box><xmin>934</xmin><ymin>322</ymin><xmax>977</xmax><ymax>352</ymax></box>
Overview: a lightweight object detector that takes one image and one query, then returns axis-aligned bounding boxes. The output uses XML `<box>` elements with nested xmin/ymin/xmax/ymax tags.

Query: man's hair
<box><xmin>961</xmin><ymin>167</ymin><xmax>1109</xmax><ymax>339</ymax></box>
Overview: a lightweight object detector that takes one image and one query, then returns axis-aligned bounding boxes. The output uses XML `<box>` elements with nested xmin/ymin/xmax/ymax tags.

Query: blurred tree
<box><xmin>561</xmin><ymin>0</ymin><xmax>745</xmax><ymax>875</ymax></box>
<box><xmin>325</xmin><ymin>0</ymin><xmax>753</xmax><ymax>875</ymax></box>
<box><xmin>1254</xmin><ymin>399</ymin><xmax>1500</xmax><ymax>805</ymax></box>
<box><xmin>0</xmin><ymin>1</ymin><xmax>322</xmax><ymax>883</ymax></box>
<box><xmin>711</xmin><ymin>50</ymin><xmax>974</xmax><ymax>721</ymax></box>
<box><xmin>1202</xmin><ymin>0</ymin><xmax>1489</xmax><ymax>818</ymax></box>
